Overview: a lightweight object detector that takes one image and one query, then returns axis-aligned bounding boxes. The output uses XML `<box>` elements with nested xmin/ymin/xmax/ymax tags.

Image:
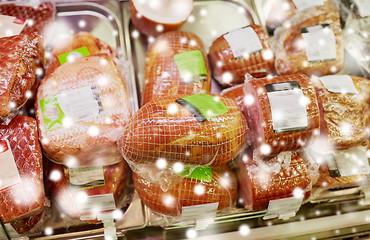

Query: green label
<box><xmin>173</xmin><ymin>50</ymin><xmax>207</xmax><ymax>84</ymax></box>
<box><xmin>57</xmin><ymin>46</ymin><xmax>90</xmax><ymax>65</ymax></box>
<box><xmin>39</xmin><ymin>96</ymin><xmax>65</xmax><ymax>131</ymax></box>
<box><xmin>177</xmin><ymin>166</ymin><xmax>212</xmax><ymax>182</ymax></box>
<box><xmin>176</xmin><ymin>94</ymin><xmax>228</xmax><ymax>122</ymax></box>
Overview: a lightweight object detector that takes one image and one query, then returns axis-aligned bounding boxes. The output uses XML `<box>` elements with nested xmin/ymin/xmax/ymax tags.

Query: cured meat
<box><xmin>273</xmin><ymin>10</ymin><xmax>343</xmax><ymax>76</ymax></box>
<box><xmin>0</xmin><ymin>2</ymin><xmax>54</xmax><ymax>35</ymax></box>
<box><xmin>243</xmin><ymin>74</ymin><xmax>320</xmax><ymax>156</ymax></box>
<box><xmin>0</xmin><ymin>32</ymin><xmax>45</xmax><ymax>118</ymax></box>
<box><xmin>142</xmin><ymin>31</ymin><xmax>211</xmax><ymax>105</ymax></box>
<box><xmin>236</xmin><ymin>149</ymin><xmax>311</xmax><ymax>211</ymax></box>
<box><xmin>133</xmin><ymin>166</ymin><xmax>237</xmax><ymax>216</ymax></box>
<box><xmin>208</xmin><ymin>24</ymin><xmax>274</xmax><ymax>87</ymax></box>
<box><xmin>220</xmin><ymin>84</ymin><xmax>244</xmax><ymax>111</ymax></box>
<box><xmin>35</xmin><ymin>54</ymin><xmax>131</xmax><ymax>165</ymax></box>
<box><xmin>10</xmin><ymin>211</ymin><xmax>44</xmax><ymax>234</ymax></box>
<box><xmin>45</xmin><ymin>32</ymin><xmax>118</xmax><ymax>76</ymax></box>
<box><xmin>0</xmin><ymin>116</ymin><xmax>45</xmax><ymax>223</ymax></box>
<box><xmin>119</xmin><ymin>94</ymin><xmax>248</xmax><ymax>167</ymax></box>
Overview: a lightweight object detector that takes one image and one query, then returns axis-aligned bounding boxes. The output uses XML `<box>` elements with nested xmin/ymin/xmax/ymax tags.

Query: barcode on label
<box><xmin>75</xmin><ymin>193</ymin><xmax>116</xmax><ymax>215</ymax></box>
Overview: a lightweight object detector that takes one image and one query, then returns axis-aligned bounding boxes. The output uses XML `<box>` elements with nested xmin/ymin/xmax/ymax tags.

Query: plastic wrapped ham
<box><xmin>0</xmin><ymin>32</ymin><xmax>44</xmax><ymax>122</ymax></box>
<box><xmin>208</xmin><ymin>24</ymin><xmax>274</xmax><ymax>87</ymax></box>
<box><xmin>142</xmin><ymin>31</ymin><xmax>211</xmax><ymax>105</ymax></box>
<box><xmin>0</xmin><ymin>116</ymin><xmax>45</xmax><ymax>224</ymax></box>
<box><xmin>272</xmin><ymin>10</ymin><xmax>343</xmax><ymax>76</ymax></box>
<box><xmin>45</xmin><ymin>32</ymin><xmax>118</xmax><ymax>76</ymax></box>
<box><xmin>243</xmin><ymin>74</ymin><xmax>320</xmax><ymax>157</ymax></box>
<box><xmin>220</xmin><ymin>84</ymin><xmax>244</xmax><ymax>110</ymax></box>
<box><xmin>133</xmin><ymin>165</ymin><xmax>237</xmax><ymax>216</ymax></box>
<box><xmin>119</xmin><ymin>94</ymin><xmax>248</xmax><ymax>167</ymax></box>
<box><xmin>35</xmin><ymin>54</ymin><xmax>131</xmax><ymax>165</ymax></box>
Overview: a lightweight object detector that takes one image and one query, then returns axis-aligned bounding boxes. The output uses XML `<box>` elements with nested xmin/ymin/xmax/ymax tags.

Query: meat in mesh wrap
<box><xmin>119</xmin><ymin>94</ymin><xmax>248</xmax><ymax>167</ymax></box>
<box><xmin>0</xmin><ymin>116</ymin><xmax>45</xmax><ymax>223</ymax></box>
<box><xmin>273</xmin><ymin>10</ymin><xmax>343</xmax><ymax>76</ymax></box>
<box><xmin>0</xmin><ymin>32</ymin><xmax>45</xmax><ymax>118</ymax></box>
<box><xmin>208</xmin><ymin>24</ymin><xmax>274</xmax><ymax>87</ymax></box>
<box><xmin>133</xmin><ymin>166</ymin><xmax>237</xmax><ymax>216</ymax></box>
<box><xmin>45</xmin><ymin>32</ymin><xmax>118</xmax><ymax>76</ymax></box>
<box><xmin>243</xmin><ymin>74</ymin><xmax>320</xmax><ymax>156</ymax></box>
<box><xmin>142</xmin><ymin>31</ymin><xmax>211</xmax><ymax>105</ymax></box>
<box><xmin>35</xmin><ymin>54</ymin><xmax>131</xmax><ymax>165</ymax></box>
<box><xmin>220</xmin><ymin>84</ymin><xmax>244</xmax><ymax>110</ymax></box>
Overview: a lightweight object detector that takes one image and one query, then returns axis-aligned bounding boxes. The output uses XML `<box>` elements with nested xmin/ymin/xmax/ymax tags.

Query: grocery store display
<box><xmin>208</xmin><ymin>24</ymin><xmax>274</xmax><ymax>86</ymax></box>
<box><xmin>130</xmin><ymin>0</ymin><xmax>193</xmax><ymax>36</ymax></box>
<box><xmin>142</xmin><ymin>31</ymin><xmax>211</xmax><ymax>105</ymax></box>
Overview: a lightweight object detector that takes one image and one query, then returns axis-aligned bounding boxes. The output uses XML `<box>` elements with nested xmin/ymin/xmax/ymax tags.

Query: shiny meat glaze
<box><xmin>119</xmin><ymin>94</ymin><xmax>248</xmax><ymax>167</ymax></box>
<box><xmin>142</xmin><ymin>31</ymin><xmax>211</xmax><ymax>105</ymax></box>
<box><xmin>0</xmin><ymin>32</ymin><xmax>44</xmax><ymax>117</ymax></box>
<box><xmin>133</xmin><ymin>166</ymin><xmax>237</xmax><ymax>216</ymax></box>
<box><xmin>220</xmin><ymin>84</ymin><xmax>244</xmax><ymax>110</ymax></box>
<box><xmin>35</xmin><ymin>54</ymin><xmax>131</xmax><ymax>165</ymax></box>
<box><xmin>0</xmin><ymin>116</ymin><xmax>45</xmax><ymax>223</ymax></box>
<box><xmin>45</xmin><ymin>32</ymin><xmax>118</xmax><ymax>76</ymax></box>
<box><xmin>244</xmin><ymin>74</ymin><xmax>320</xmax><ymax>156</ymax></box>
<box><xmin>208</xmin><ymin>24</ymin><xmax>274</xmax><ymax>87</ymax></box>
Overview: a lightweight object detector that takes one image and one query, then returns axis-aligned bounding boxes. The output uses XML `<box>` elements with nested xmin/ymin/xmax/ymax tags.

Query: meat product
<box><xmin>45</xmin><ymin>32</ymin><xmax>118</xmax><ymax>76</ymax></box>
<box><xmin>243</xmin><ymin>74</ymin><xmax>320</xmax><ymax>156</ymax></box>
<box><xmin>0</xmin><ymin>2</ymin><xmax>54</xmax><ymax>36</ymax></box>
<box><xmin>236</xmin><ymin>149</ymin><xmax>311</xmax><ymax>211</ymax></box>
<box><xmin>10</xmin><ymin>211</ymin><xmax>44</xmax><ymax>234</ymax></box>
<box><xmin>133</xmin><ymin>165</ymin><xmax>237</xmax><ymax>216</ymax></box>
<box><xmin>0</xmin><ymin>32</ymin><xmax>45</xmax><ymax>118</ymax></box>
<box><xmin>220</xmin><ymin>84</ymin><xmax>244</xmax><ymax>111</ymax></box>
<box><xmin>119</xmin><ymin>94</ymin><xmax>248</xmax><ymax>167</ymax></box>
<box><xmin>0</xmin><ymin>116</ymin><xmax>45</xmax><ymax>223</ymax></box>
<box><xmin>273</xmin><ymin>10</ymin><xmax>343</xmax><ymax>76</ymax></box>
<box><xmin>208</xmin><ymin>24</ymin><xmax>274</xmax><ymax>87</ymax></box>
<box><xmin>142</xmin><ymin>31</ymin><xmax>211</xmax><ymax>105</ymax></box>
<box><xmin>35</xmin><ymin>54</ymin><xmax>131</xmax><ymax>165</ymax></box>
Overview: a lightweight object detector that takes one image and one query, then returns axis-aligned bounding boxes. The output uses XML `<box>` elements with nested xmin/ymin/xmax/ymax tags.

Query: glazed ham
<box><xmin>142</xmin><ymin>31</ymin><xmax>211</xmax><ymax>105</ymax></box>
<box><xmin>220</xmin><ymin>84</ymin><xmax>244</xmax><ymax>110</ymax></box>
<box><xmin>35</xmin><ymin>54</ymin><xmax>131</xmax><ymax>165</ymax></box>
<box><xmin>0</xmin><ymin>116</ymin><xmax>45</xmax><ymax>223</ymax></box>
<box><xmin>208</xmin><ymin>24</ymin><xmax>274</xmax><ymax>87</ymax></box>
<box><xmin>0</xmin><ymin>32</ymin><xmax>44</xmax><ymax>118</ymax></box>
<box><xmin>243</xmin><ymin>74</ymin><xmax>320</xmax><ymax>156</ymax></box>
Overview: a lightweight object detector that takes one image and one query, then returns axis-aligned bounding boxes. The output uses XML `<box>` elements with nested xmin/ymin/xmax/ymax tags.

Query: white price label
<box><xmin>319</xmin><ymin>75</ymin><xmax>358</xmax><ymax>94</ymax></box>
<box><xmin>75</xmin><ymin>193</ymin><xmax>116</xmax><ymax>216</ymax></box>
<box><xmin>354</xmin><ymin>0</ymin><xmax>370</xmax><ymax>17</ymax></box>
<box><xmin>292</xmin><ymin>0</ymin><xmax>324</xmax><ymax>11</ymax></box>
<box><xmin>69</xmin><ymin>166</ymin><xmax>105</xmax><ymax>190</ymax></box>
<box><xmin>223</xmin><ymin>27</ymin><xmax>263</xmax><ymax>58</ymax></box>
<box><xmin>264</xmin><ymin>196</ymin><xmax>304</xmax><ymax>220</ymax></box>
<box><xmin>0</xmin><ymin>140</ymin><xmax>21</xmax><ymax>193</ymax></box>
<box><xmin>334</xmin><ymin>146</ymin><xmax>370</xmax><ymax>177</ymax></box>
<box><xmin>0</xmin><ymin>15</ymin><xmax>27</xmax><ymax>38</ymax></box>
<box><xmin>181</xmin><ymin>202</ymin><xmax>218</xmax><ymax>221</ymax></box>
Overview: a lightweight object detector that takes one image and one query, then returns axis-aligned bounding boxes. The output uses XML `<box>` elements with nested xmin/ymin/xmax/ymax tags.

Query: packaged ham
<box><xmin>130</xmin><ymin>0</ymin><xmax>193</xmax><ymax>36</ymax></box>
<box><xmin>236</xmin><ymin>148</ymin><xmax>312</xmax><ymax>211</ymax></box>
<box><xmin>272</xmin><ymin>10</ymin><xmax>343</xmax><ymax>76</ymax></box>
<box><xmin>133</xmin><ymin>165</ymin><xmax>237</xmax><ymax>216</ymax></box>
<box><xmin>45</xmin><ymin>32</ymin><xmax>118</xmax><ymax>76</ymax></box>
<box><xmin>119</xmin><ymin>94</ymin><xmax>248</xmax><ymax>168</ymax></box>
<box><xmin>243</xmin><ymin>74</ymin><xmax>320</xmax><ymax>157</ymax></box>
<box><xmin>35</xmin><ymin>54</ymin><xmax>131</xmax><ymax>165</ymax></box>
<box><xmin>208</xmin><ymin>24</ymin><xmax>274</xmax><ymax>87</ymax></box>
<box><xmin>0</xmin><ymin>116</ymin><xmax>45</xmax><ymax>224</ymax></box>
<box><xmin>220</xmin><ymin>84</ymin><xmax>244</xmax><ymax>111</ymax></box>
<box><xmin>142</xmin><ymin>31</ymin><xmax>211</xmax><ymax>105</ymax></box>
<box><xmin>0</xmin><ymin>32</ymin><xmax>45</xmax><ymax>122</ymax></box>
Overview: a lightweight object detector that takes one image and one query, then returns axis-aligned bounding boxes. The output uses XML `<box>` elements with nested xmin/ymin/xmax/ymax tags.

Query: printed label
<box><xmin>223</xmin><ymin>26</ymin><xmax>263</xmax><ymax>58</ymax></box>
<box><xmin>301</xmin><ymin>24</ymin><xmax>337</xmax><ymax>62</ymax></box>
<box><xmin>319</xmin><ymin>75</ymin><xmax>358</xmax><ymax>94</ymax></box>
<box><xmin>0</xmin><ymin>140</ymin><xmax>21</xmax><ymax>193</ymax></box>
<box><xmin>75</xmin><ymin>193</ymin><xmax>116</xmax><ymax>215</ymax></box>
<box><xmin>361</xmin><ymin>174</ymin><xmax>370</xmax><ymax>192</ymax></box>
<box><xmin>264</xmin><ymin>196</ymin><xmax>304</xmax><ymax>220</ymax></box>
<box><xmin>354</xmin><ymin>0</ymin><xmax>370</xmax><ymax>17</ymax></box>
<box><xmin>177</xmin><ymin>166</ymin><xmax>213</xmax><ymax>182</ymax></box>
<box><xmin>292</xmin><ymin>0</ymin><xmax>324</xmax><ymax>11</ymax></box>
<box><xmin>39</xmin><ymin>85</ymin><xmax>104</xmax><ymax>131</ymax></box>
<box><xmin>0</xmin><ymin>223</ymin><xmax>21</xmax><ymax>239</ymax></box>
<box><xmin>173</xmin><ymin>50</ymin><xmax>207</xmax><ymax>84</ymax></box>
<box><xmin>176</xmin><ymin>94</ymin><xmax>228</xmax><ymax>122</ymax></box>
<box><xmin>266</xmin><ymin>81</ymin><xmax>308</xmax><ymax>133</ymax></box>
<box><xmin>0</xmin><ymin>15</ymin><xmax>27</xmax><ymax>38</ymax></box>
<box><xmin>181</xmin><ymin>202</ymin><xmax>218</xmax><ymax>221</ymax></box>
<box><xmin>57</xmin><ymin>46</ymin><xmax>91</xmax><ymax>65</ymax></box>
<box><xmin>69</xmin><ymin>166</ymin><xmax>105</xmax><ymax>190</ymax></box>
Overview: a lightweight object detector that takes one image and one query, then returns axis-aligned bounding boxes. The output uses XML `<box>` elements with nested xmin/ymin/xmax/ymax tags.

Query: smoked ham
<box><xmin>220</xmin><ymin>84</ymin><xmax>244</xmax><ymax>110</ymax></box>
<box><xmin>208</xmin><ymin>24</ymin><xmax>274</xmax><ymax>87</ymax></box>
<box><xmin>142</xmin><ymin>31</ymin><xmax>211</xmax><ymax>105</ymax></box>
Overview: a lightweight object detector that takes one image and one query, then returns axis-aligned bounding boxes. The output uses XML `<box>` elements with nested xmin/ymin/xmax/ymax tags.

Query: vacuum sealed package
<box><xmin>208</xmin><ymin>24</ymin><xmax>274</xmax><ymax>87</ymax></box>
<box><xmin>35</xmin><ymin>54</ymin><xmax>132</xmax><ymax>165</ymax></box>
<box><xmin>142</xmin><ymin>31</ymin><xmax>211</xmax><ymax>105</ymax></box>
<box><xmin>243</xmin><ymin>74</ymin><xmax>320</xmax><ymax>157</ymax></box>
<box><xmin>119</xmin><ymin>94</ymin><xmax>248</xmax><ymax>168</ymax></box>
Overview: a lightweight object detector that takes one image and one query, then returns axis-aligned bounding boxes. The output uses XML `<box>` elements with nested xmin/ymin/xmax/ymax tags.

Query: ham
<box><xmin>142</xmin><ymin>31</ymin><xmax>211</xmax><ymax>105</ymax></box>
<box><xmin>220</xmin><ymin>84</ymin><xmax>244</xmax><ymax>110</ymax></box>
